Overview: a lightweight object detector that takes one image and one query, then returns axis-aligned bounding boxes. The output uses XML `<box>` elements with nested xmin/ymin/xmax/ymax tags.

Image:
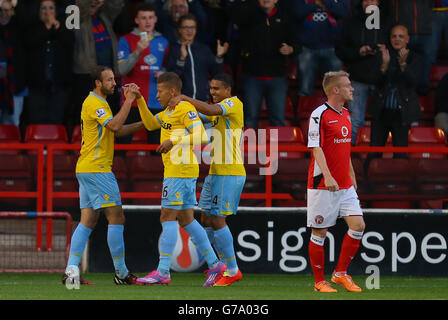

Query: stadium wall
<box><xmin>86</xmin><ymin>207</ymin><xmax>448</xmax><ymax>277</ymax></box>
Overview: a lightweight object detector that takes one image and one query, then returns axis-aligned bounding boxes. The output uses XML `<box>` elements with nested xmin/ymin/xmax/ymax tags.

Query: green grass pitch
<box><xmin>1</xmin><ymin>273</ymin><xmax>448</xmax><ymax>300</ymax></box>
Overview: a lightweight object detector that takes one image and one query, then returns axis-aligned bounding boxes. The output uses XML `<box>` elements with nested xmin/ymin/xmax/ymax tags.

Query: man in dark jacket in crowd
<box><xmin>390</xmin><ymin>0</ymin><xmax>433</xmax><ymax>96</ymax></box>
<box><xmin>233</xmin><ymin>0</ymin><xmax>298</xmax><ymax>128</ymax></box>
<box><xmin>368</xmin><ymin>24</ymin><xmax>422</xmax><ymax>159</ymax></box>
<box><xmin>335</xmin><ymin>0</ymin><xmax>392</xmax><ymax>145</ymax></box>
<box><xmin>292</xmin><ymin>0</ymin><xmax>349</xmax><ymax>98</ymax></box>
<box><xmin>166</xmin><ymin>13</ymin><xmax>227</xmax><ymax>102</ymax></box>
<box><xmin>24</xmin><ymin>0</ymin><xmax>74</xmax><ymax>125</ymax></box>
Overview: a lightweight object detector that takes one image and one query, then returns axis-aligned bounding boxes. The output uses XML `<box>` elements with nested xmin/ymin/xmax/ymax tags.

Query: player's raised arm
<box><xmin>105</xmin><ymin>84</ymin><xmax>135</xmax><ymax>133</ymax></box>
<box><xmin>128</xmin><ymin>84</ymin><xmax>161</xmax><ymax>131</ymax></box>
<box><xmin>170</xmin><ymin>94</ymin><xmax>223</xmax><ymax>116</ymax></box>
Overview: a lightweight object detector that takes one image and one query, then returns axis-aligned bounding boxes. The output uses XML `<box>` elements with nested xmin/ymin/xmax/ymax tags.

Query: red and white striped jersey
<box><xmin>307</xmin><ymin>103</ymin><xmax>353</xmax><ymax>190</ymax></box>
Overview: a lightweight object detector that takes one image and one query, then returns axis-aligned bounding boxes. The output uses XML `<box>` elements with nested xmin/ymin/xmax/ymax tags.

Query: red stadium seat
<box><xmin>113</xmin><ymin>156</ymin><xmax>129</xmax><ymax>183</ymax></box>
<box><xmin>366</xmin><ymin>158</ymin><xmax>415</xmax><ymax>208</ymax></box>
<box><xmin>430</xmin><ymin>65</ymin><xmax>448</xmax><ymax>88</ymax></box>
<box><xmin>370</xmin><ymin>201</ymin><xmax>414</xmax><ymax>209</ymax></box>
<box><xmin>0</xmin><ymin>154</ymin><xmax>34</xmax><ymax>209</ymax></box>
<box><xmin>52</xmin><ymin>154</ymin><xmax>77</xmax><ymax>179</ymax></box>
<box><xmin>355</xmin><ymin>126</ymin><xmax>393</xmax><ymax>158</ymax></box>
<box><xmin>126</xmin><ymin>128</ymin><xmax>150</xmax><ymax>157</ymax></box>
<box><xmin>71</xmin><ymin>125</ymin><xmax>82</xmax><ymax>144</ymax></box>
<box><xmin>52</xmin><ymin>179</ymin><xmax>78</xmax><ymax>210</ymax></box>
<box><xmin>128</xmin><ymin>154</ymin><xmax>164</xmax><ymax>180</ymax></box>
<box><xmin>273</xmin><ymin>157</ymin><xmax>309</xmax><ymax>189</ymax></box>
<box><xmin>418</xmin><ymin>94</ymin><xmax>434</xmax><ymax>120</ymax></box>
<box><xmin>414</xmin><ymin>158</ymin><xmax>448</xmax><ymax>184</ymax></box>
<box><xmin>408</xmin><ymin>127</ymin><xmax>447</xmax><ymax>158</ymax></box>
<box><xmin>266</xmin><ymin>126</ymin><xmax>306</xmax><ymax>158</ymax></box>
<box><xmin>25</xmin><ymin>124</ymin><xmax>68</xmax><ymax>155</ymax></box>
<box><xmin>367</xmin><ymin>158</ymin><xmax>414</xmax><ymax>183</ymax></box>
<box><xmin>297</xmin><ymin>95</ymin><xmax>327</xmax><ymax>120</ymax></box>
<box><xmin>0</xmin><ymin>124</ymin><xmax>21</xmax><ymax>154</ymax></box>
<box><xmin>132</xmin><ymin>180</ymin><xmax>162</xmax><ymax>205</ymax></box>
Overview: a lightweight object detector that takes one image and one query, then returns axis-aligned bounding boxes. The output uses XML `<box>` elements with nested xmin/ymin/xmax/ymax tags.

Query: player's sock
<box><xmin>157</xmin><ymin>221</ymin><xmax>178</xmax><ymax>276</ymax></box>
<box><xmin>66</xmin><ymin>223</ymin><xmax>92</xmax><ymax>269</ymax></box>
<box><xmin>308</xmin><ymin>234</ymin><xmax>326</xmax><ymax>284</ymax></box>
<box><xmin>107</xmin><ymin>224</ymin><xmax>128</xmax><ymax>279</ymax></box>
<box><xmin>214</xmin><ymin>226</ymin><xmax>238</xmax><ymax>276</ymax></box>
<box><xmin>205</xmin><ymin>226</ymin><xmax>224</xmax><ymax>261</ymax></box>
<box><xmin>183</xmin><ymin>219</ymin><xmax>219</xmax><ymax>268</ymax></box>
<box><xmin>205</xmin><ymin>227</ymin><xmax>216</xmax><ymax>247</ymax></box>
<box><xmin>334</xmin><ymin>229</ymin><xmax>363</xmax><ymax>276</ymax></box>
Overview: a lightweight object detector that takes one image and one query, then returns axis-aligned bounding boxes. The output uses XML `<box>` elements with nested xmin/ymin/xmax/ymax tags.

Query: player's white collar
<box><xmin>324</xmin><ymin>102</ymin><xmax>343</xmax><ymax>115</ymax></box>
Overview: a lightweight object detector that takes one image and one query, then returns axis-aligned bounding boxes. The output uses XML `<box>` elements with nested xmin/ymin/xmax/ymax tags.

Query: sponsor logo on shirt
<box><xmin>144</xmin><ymin>54</ymin><xmax>158</xmax><ymax>65</ymax></box>
<box><xmin>341</xmin><ymin>126</ymin><xmax>349</xmax><ymax>137</ymax></box>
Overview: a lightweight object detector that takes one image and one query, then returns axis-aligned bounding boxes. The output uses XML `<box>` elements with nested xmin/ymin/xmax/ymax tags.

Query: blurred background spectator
<box><xmin>23</xmin><ymin>0</ymin><xmax>74</xmax><ymax>125</ymax></box>
<box><xmin>367</xmin><ymin>25</ymin><xmax>422</xmax><ymax>159</ymax></box>
<box><xmin>117</xmin><ymin>1</ymin><xmax>169</xmax><ymax>144</ymax></box>
<box><xmin>434</xmin><ymin>72</ymin><xmax>448</xmax><ymax>137</ymax></box>
<box><xmin>151</xmin><ymin>0</ymin><xmax>209</xmax><ymax>46</ymax></box>
<box><xmin>233</xmin><ymin>0</ymin><xmax>298</xmax><ymax>129</ymax></box>
<box><xmin>430</xmin><ymin>1</ymin><xmax>448</xmax><ymax>67</ymax></box>
<box><xmin>0</xmin><ymin>0</ymin><xmax>26</xmax><ymax>126</ymax></box>
<box><xmin>166</xmin><ymin>13</ymin><xmax>227</xmax><ymax>102</ymax></box>
<box><xmin>68</xmin><ymin>0</ymin><xmax>125</xmax><ymax>127</ymax></box>
<box><xmin>390</xmin><ymin>0</ymin><xmax>433</xmax><ymax>96</ymax></box>
<box><xmin>335</xmin><ymin>0</ymin><xmax>392</xmax><ymax>145</ymax></box>
<box><xmin>292</xmin><ymin>0</ymin><xmax>349</xmax><ymax>99</ymax></box>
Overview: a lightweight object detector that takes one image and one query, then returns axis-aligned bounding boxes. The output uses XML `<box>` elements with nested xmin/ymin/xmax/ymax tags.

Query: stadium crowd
<box><xmin>0</xmin><ymin>0</ymin><xmax>446</xmax><ymax>134</ymax></box>
<box><xmin>0</xmin><ymin>0</ymin><xmax>447</xmax><ymax>211</ymax></box>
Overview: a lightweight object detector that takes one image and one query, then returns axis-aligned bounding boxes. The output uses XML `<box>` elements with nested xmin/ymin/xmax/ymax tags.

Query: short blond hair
<box><xmin>322</xmin><ymin>71</ymin><xmax>350</xmax><ymax>97</ymax></box>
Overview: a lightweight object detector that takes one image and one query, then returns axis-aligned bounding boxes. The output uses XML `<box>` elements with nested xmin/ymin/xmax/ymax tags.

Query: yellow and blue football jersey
<box><xmin>204</xmin><ymin>96</ymin><xmax>246</xmax><ymax>176</ymax></box>
<box><xmin>76</xmin><ymin>92</ymin><xmax>115</xmax><ymax>173</ymax></box>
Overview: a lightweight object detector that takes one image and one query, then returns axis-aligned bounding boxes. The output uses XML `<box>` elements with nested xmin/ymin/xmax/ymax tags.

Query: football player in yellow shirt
<box><xmin>63</xmin><ymin>66</ymin><xmax>144</xmax><ymax>287</ymax></box>
<box><xmin>132</xmin><ymin>72</ymin><xmax>227</xmax><ymax>286</ymax></box>
<box><xmin>168</xmin><ymin>73</ymin><xmax>246</xmax><ymax>287</ymax></box>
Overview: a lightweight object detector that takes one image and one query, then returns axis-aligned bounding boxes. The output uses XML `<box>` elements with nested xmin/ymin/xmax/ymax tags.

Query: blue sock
<box><xmin>157</xmin><ymin>221</ymin><xmax>178</xmax><ymax>276</ymax></box>
<box><xmin>205</xmin><ymin>226</ymin><xmax>224</xmax><ymax>261</ymax></box>
<box><xmin>183</xmin><ymin>220</ymin><xmax>219</xmax><ymax>269</ymax></box>
<box><xmin>214</xmin><ymin>226</ymin><xmax>238</xmax><ymax>272</ymax></box>
<box><xmin>67</xmin><ymin>223</ymin><xmax>92</xmax><ymax>267</ymax></box>
<box><xmin>107</xmin><ymin>224</ymin><xmax>128</xmax><ymax>279</ymax></box>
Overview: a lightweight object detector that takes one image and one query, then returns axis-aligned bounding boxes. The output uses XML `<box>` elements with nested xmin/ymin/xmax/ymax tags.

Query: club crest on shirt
<box><xmin>96</xmin><ymin>108</ymin><xmax>106</xmax><ymax>118</ymax></box>
<box><xmin>315</xmin><ymin>215</ymin><xmax>324</xmax><ymax>224</ymax></box>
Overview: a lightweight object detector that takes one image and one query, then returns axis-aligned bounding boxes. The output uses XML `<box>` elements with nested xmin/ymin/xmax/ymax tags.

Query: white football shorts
<box><xmin>307</xmin><ymin>186</ymin><xmax>363</xmax><ymax>228</ymax></box>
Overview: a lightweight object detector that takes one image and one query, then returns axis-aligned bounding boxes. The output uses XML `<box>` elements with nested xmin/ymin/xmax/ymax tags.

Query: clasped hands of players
<box><xmin>122</xmin><ymin>83</ymin><xmax>174</xmax><ymax>154</ymax></box>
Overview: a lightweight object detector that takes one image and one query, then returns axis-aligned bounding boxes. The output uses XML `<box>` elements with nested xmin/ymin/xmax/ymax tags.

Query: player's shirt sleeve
<box><xmin>217</xmin><ymin>97</ymin><xmax>238</xmax><ymax>116</ymax></box>
<box><xmin>173</xmin><ymin>104</ymin><xmax>208</xmax><ymax>145</ymax></box>
<box><xmin>183</xmin><ymin>107</ymin><xmax>203</xmax><ymax>133</ymax></box>
<box><xmin>307</xmin><ymin>108</ymin><xmax>323</xmax><ymax>148</ymax></box>
<box><xmin>85</xmin><ymin>99</ymin><xmax>113</xmax><ymax>127</ymax></box>
<box><xmin>117</xmin><ymin>36</ymin><xmax>130</xmax><ymax>63</ymax></box>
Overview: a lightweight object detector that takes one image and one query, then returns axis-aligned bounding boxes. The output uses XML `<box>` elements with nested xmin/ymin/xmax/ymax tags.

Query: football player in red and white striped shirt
<box><xmin>307</xmin><ymin>71</ymin><xmax>365</xmax><ymax>293</ymax></box>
